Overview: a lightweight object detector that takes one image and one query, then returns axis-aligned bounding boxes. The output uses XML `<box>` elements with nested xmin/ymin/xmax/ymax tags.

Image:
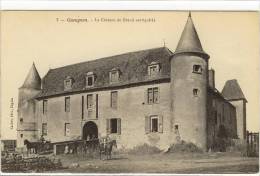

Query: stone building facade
<box><xmin>17</xmin><ymin>14</ymin><xmax>247</xmax><ymax>151</ymax></box>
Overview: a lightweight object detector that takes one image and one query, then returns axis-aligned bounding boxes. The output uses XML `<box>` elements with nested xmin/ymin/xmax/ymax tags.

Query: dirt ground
<box><xmin>50</xmin><ymin>152</ymin><xmax>259</xmax><ymax>174</ymax></box>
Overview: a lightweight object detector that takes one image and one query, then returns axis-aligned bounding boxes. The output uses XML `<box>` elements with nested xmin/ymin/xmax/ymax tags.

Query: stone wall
<box><xmin>228</xmin><ymin>100</ymin><xmax>246</xmax><ymax>139</ymax></box>
<box><xmin>36</xmin><ymin>82</ymin><xmax>174</xmax><ymax>150</ymax></box>
<box><xmin>207</xmin><ymin>89</ymin><xmax>237</xmax><ymax>150</ymax></box>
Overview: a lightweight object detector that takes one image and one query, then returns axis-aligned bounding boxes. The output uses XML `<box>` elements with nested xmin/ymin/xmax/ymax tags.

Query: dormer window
<box><xmin>64</xmin><ymin>76</ymin><xmax>73</xmax><ymax>91</ymax></box>
<box><xmin>109</xmin><ymin>68</ymin><xmax>120</xmax><ymax>84</ymax></box>
<box><xmin>148</xmin><ymin>62</ymin><xmax>160</xmax><ymax>77</ymax></box>
<box><xmin>86</xmin><ymin>72</ymin><xmax>95</xmax><ymax>87</ymax></box>
<box><xmin>193</xmin><ymin>65</ymin><xmax>202</xmax><ymax>74</ymax></box>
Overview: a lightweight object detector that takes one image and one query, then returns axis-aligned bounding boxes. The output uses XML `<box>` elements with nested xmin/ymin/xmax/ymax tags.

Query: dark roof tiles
<box><xmin>221</xmin><ymin>79</ymin><xmax>247</xmax><ymax>102</ymax></box>
<box><xmin>20</xmin><ymin>63</ymin><xmax>41</xmax><ymax>90</ymax></box>
<box><xmin>37</xmin><ymin>47</ymin><xmax>172</xmax><ymax>98</ymax></box>
<box><xmin>174</xmin><ymin>14</ymin><xmax>209</xmax><ymax>59</ymax></box>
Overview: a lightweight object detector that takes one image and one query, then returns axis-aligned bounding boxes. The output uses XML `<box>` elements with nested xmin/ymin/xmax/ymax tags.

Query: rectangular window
<box><xmin>65</xmin><ymin>80</ymin><xmax>71</xmax><ymax>86</ymax></box>
<box><xmin>64</xmin><ymin>123</ymin><xmax>70</xmax><ymax>136</ymax></box>
<box><xmin>111</xmin><ymin>91</ymin><xmax>118</xmax><ymax>109</ymax></box>
<box><xmin>42</xmin><ymin>123</ymin><xmax>47</xmax><ymax>136</ymax></box>
<box><xmin>87</xmin><ymin>76</ymin><xmax>94</xmax><ymax>87</ymax></box>
<box><xmin>64</xmin><ymin>79</ymin><xmax>72</xmax><ymax>90</ymax></box>
<box><xmin>65</xmin><ymin>97</ymin><xmax>70</xmax><ymax>112</ymax></box>
<box><xmin>43</xmin><ymin>100</ymin><xmax>48</xmax><ymax>114</ymax></box>
<box><xmin>145</xmin><ymin>115</ymin><xmax>163</xmax><ymax>133</ymax></box>
<box><xmin>111</xmin><ymin>119</ymin><xmax>118</xmax><ymax>133</ymax></box>
<box><xmin>110</xmin><ymin>71</ymin><xmax>119</xmax><ymax>83</ymax></box>
<box><xmin>193</xmin><ymin>89</ymin><xmax>199</xmax><ymax>97</ymax></box>
<box><xmin>87</xmin><ymin>94</ymin><xmax>93</xmax><ymax>109</ymax></box>
<box><xmin>147</xmin><ymin>87</ymin><xmax>159</xmax><ymax>104</ymax></box>
<box><xmin>149</xmin><ymin>65</ymin><xmax>159</xmax><ymax>77</ymax></box>
<box><xmin>151</xmin><ymin>117</ymin><xmax>158</xmax><ymax>132</ymax></box>
<box><xmin>107</xmin><ymin>118</ymin><xmax>121</xmax><ymax>134</ymax></box>
<box><xmin>193</xmin><ymin>65</ymin><xmax>202</xmax><ymax>74</ymax></box>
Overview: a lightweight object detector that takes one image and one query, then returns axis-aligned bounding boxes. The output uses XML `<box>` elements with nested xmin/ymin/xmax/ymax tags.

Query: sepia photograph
<box><xmin>0</xmin><ymin>10</ymin><xmax>259</xmax><ymax>174</ymax></box>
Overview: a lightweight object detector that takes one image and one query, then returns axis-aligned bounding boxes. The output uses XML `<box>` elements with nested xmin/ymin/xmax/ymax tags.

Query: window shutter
<box><xmin>158</xmin><ymin>115</ymin><xmax>163</xmax><ymax>133</ymax></box>
<box><xmin>106</xmin><ymin>119</ymin><xmax>111</xmax><ymax>134</ymax></box>
<box><xmin>92</xmin><ymin>94</ymin><xmax>96</xmax><ymax>119</ymax></box>
<box><xmin>145</xmin><ymin>116</ymin><xmax>150</xmax><ymax>134</ymax></box>
<box><xmin>96</xmin><ymin>94</ymin><xmax>98</xmax><ymax>119</ymax></box>
<box><xmin>117</xmin><ymin>118</ymin><xmax>121</xmax><ymax>134</ymax></box>
<box><xmin>144</xmin><ymin>89</ymin><xmax>148</xmax><ymax>104</ymax></box>
<box><xmin>157</xmin><ymin>87</ymin><xmax>160</xmax><ymax>103</ymax></box>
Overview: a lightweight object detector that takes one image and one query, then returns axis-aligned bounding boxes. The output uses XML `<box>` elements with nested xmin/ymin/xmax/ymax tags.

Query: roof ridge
<box><xmin>50</xmin><ymin>47</ymin><xmax>171</xmax><ymax>71</ymax></box>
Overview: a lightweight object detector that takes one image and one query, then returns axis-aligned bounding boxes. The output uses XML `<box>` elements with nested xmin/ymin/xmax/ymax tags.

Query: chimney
<box><xmin>208</xmin><ymin>69</ymin><xmax>215</xmax><ymax>88</ymax></box>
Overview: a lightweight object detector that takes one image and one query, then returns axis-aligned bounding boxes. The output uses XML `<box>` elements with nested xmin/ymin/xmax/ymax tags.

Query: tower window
<box><xmin>193</xmin><ymin>65</ymin><xmax>202</xmax><ymax>74</ymax></box>
<box><xmin>20</xmin><ymin>118</ymin><xmax>23</xmax><ymax>123</ymax></box>
<box><xmin>174</xmin><ymin>125</ymin><xmax>179</xmax><ymax>130</ymax></box>
<box><xmin>193</xmin><ymin>89</ymin><xmax>199</xmax><ymax>97</ymax></box>
<box><xmin>20</xmin><ymin>134</ymin><xmax>23</xmax><ymax>138</ymax></box>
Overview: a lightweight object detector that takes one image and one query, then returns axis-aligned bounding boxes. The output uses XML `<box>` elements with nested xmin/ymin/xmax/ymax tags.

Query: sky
<box><xmin>1</xmin><ymin>11</ymin><xmax>259</xmax><ymax>139</ymax></box>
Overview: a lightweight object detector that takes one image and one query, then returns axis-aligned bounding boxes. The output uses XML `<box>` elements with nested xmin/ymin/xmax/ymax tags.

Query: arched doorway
<box><xmin>82</xmin><ymin>121</ymin><xmax>98</xmax><ymax>140</ymax></box>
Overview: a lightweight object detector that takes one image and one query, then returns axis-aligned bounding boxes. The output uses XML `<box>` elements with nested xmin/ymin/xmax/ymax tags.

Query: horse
<box><xmin>24</xmin><ymin>139</ymin><xmax>40</xmax><ymax>155</ymax></box>
<box><xmin>99</xmin><ymin>139</ymin><xmax>117</xmax><ymax>160</ymax></box>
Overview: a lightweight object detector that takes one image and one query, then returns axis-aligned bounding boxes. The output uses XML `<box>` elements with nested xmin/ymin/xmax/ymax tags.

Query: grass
<box><xmin>166</xmin><ymin>141</ymin><xmax>203</xmax><ymax>153</ymax></box>
<box><xmin>51</xmin><ymin>152</ymin><xmax>259</xmax><ymax>173</ymax></box>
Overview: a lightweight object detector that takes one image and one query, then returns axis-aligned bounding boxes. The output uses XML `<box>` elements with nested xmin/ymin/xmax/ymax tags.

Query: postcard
<box><xmin>1</xmin><ymin>10</ymin><xmax>259</xmax><ymax>174</ymax></box>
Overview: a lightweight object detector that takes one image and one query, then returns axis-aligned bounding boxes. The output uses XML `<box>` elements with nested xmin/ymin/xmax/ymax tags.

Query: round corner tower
<box><xmin>17</xmin><ymin>63</ymin><xmax>41</xmax><ymax>148</ymax></box>
<box><xmin>170</xmin><ymin>13</ymin><xmax>210</xmax><ymax>150</ymax></box>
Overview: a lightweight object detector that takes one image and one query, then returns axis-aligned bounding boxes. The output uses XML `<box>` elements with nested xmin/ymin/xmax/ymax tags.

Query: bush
<box><xmin>227</xmin><ymin>139</ymin><xmax>247</xmax><ymax>156</ymax></box>
<box><xmin>166</xmin><ymin>140</ymin><xmax>203</xmax><ymax>153</ymax></box>
<box><xmin>127</xmin><ymin>143</ymin><xmax>162</xmax><ymax>155</ymax></box>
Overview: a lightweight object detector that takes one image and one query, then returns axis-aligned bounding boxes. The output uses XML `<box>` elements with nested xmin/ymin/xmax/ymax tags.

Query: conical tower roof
<box><xmin>21</xmin><ymin>63</ymin><xmax>41</xmax><ymax>89</ymax></box>
<box><xmin>174</xmin><ymin>13</ymin><xmax>209</xmax><ymax>59</ymax></box>
<box><xmin>222</xmin><ymin>79</ymin><xmax>247</xmax><ymax>102</ymax></box>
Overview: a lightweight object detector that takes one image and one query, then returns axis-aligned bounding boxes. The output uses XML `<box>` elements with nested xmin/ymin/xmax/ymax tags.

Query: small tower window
<box><xmin>148</xmin><ymin>62</ymin><xmax>160</xmax><ymax>77</ymax></box>
<box><xmin>20</xmin><ymin>134</ymin><xmax>23</xmax><ymax>138</ymax></box>
<box><xmin>193</xmin><ymin>88</ymin><xmax>199</xmax><ymax>97</ymax></box>
<box><xmin>64</xmin><ymin>76</ymin><xmax>73</xmax><ymax>91</ymax></box>
<box><xmin>109</xmin><ymin>68</ymin><xmax>120</xmax><ymax>84</ymax></box>
<box><xmin>86</xmin><ymin>72</ymin><xmax>95</xmax><ymax>87</ymax></box>
<box><xmin>193</xmin><ymin>65</ymin><xmax>202</xmax><ymax>74</ymax></box>
<box><xmin>20</xmin><ymin>118</ymin><xmax>23</xmax><ymax>123</ymax></box>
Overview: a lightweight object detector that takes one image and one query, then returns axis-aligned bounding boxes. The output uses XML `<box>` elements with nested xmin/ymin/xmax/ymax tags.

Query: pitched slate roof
<box><xmin>174</xmin><ymin>13</ymin><xmax>209</xmax><ymax>59</ymax></box>
<box><xmin>221</xmin><ymin>79</ymin><xmax>247</xmax><ymax>102</ymax></box>
<box><xmin>20</xmin><ymin>63</ymin><xmax>41</xmax><ymax>90</ymax></box>
<box><xmin>37</xmin><ymin>47</ymin><xmax>173</xmax><ymax>98</ymax></box>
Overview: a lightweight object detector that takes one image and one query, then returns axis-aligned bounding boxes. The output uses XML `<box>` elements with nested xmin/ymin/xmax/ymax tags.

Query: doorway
<box><xmin>82</xmin><ymin>121</ymin><xmax>98</xmax><ymax>140</ymax></box>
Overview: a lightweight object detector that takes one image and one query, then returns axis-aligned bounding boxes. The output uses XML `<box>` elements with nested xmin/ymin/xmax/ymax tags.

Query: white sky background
<box><xmin>1</xmin><ymin>11</ymin><xmax>259</xmax><ymax>139</ymax></box>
